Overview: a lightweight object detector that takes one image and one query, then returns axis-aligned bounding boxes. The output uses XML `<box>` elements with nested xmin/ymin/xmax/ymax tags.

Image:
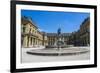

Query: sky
<box><xmin>21</xmin><ymin>9</ymin><xmax>90</xmax><ymax>33</ymax></box>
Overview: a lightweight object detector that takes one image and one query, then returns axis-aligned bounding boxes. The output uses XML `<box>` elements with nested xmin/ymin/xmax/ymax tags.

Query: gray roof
<box><xmin>80</xmin><ymin>17</ymin><xmax>90</xmax><ymax>27</ymax></box>
<box><xmin>22</xmin><ymin>16</ymin><xmax>38</xmax><ymax>28</ymax></box>
<box><xmin>46</xmin><ymin>33</ymin><xmax>71</xmax><ymax>36</ymax></box>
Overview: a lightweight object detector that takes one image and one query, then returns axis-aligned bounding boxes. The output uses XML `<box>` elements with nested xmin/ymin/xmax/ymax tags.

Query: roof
<box><xmin>46</xmin><ymin>33</ymin><xmax>71</xmax><ymax>36</ymax></box>
<box><xmin>80</xmin><ymin>17</ymin><xmax>90</xmax><ymax>27</ymax></box>
<box><xmin>21</xmin><ymin>16</ymin><xmax>38</xmax><ymax>28</ymax></box>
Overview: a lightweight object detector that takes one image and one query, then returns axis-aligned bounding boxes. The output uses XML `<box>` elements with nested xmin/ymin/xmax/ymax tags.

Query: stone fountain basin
<box><xmin>26</xmin><ymin>47</ymin><xmax>90</xmax><ymax>56</ymax></box>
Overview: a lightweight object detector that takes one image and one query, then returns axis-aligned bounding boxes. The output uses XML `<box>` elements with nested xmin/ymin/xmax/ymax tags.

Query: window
<box><xmin>23</xmin><ymin>26</ymin><xmax>26</xmax><ymax>33</ymax></box>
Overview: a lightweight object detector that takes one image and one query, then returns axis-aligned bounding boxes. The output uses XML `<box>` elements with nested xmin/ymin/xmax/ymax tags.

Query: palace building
<box><xmin>79</xmin><ymin>17</ymin><xmax>90</xmax><ymax>46</ymax></box>
<box><xmin>47</xmin><ymin>33</ymin><xmax>71</xmax><ymax>46</ymax></box>
<box><xmin>68</xmin><ymin>17</ymin><xmax>90</xmax><ymax>46</ymax></box>
<box><xmin>21</xmin><ymin>16</ymin><xmax>48</xmax><ymax>48</ymax></box>
<box><xmin>21</xmin><ymin>16</ymin><xmax>90</xmax><ymax>48</ymax></box>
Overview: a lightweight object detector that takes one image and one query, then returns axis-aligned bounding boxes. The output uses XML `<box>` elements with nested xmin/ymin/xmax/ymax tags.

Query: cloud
<box><xmin>38</xmin><ymin>28</ymin><xmax>48</xmax><ymax>32</ymax></box>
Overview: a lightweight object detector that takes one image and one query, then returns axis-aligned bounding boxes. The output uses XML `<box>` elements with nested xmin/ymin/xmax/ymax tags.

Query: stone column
<box><xmin>23</xmin><ymin>36</ymin><xmax>27</xmax><ymax>47</ymax></box>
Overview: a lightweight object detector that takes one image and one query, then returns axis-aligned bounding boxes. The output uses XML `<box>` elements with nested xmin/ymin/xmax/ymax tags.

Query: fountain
<box><xmin>45</xmin><ymin>27</ymin><xmax>68</xmax><ymax>49</ymax></box>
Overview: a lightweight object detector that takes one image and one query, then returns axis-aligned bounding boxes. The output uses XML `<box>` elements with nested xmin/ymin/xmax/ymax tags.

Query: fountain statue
<box><xmin>57</xmin><ymin>27</ymin><xmax>63</xmax><ymax>50</ymax></box>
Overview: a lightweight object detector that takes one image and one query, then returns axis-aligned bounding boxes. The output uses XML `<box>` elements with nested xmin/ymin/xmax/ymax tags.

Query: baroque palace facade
<box><xmin>68</xmin><ymin>17</ymin><xmax>90</xmax><ymax>46</ymax></box>
<box><xmin>21</xmin><ymin>16</ymin><xmax>90</xmax><ymax>48</ymax></box>
<box><xmin>21</xmin><ymin>16</ymin><xmax>48</xmax><ymax>47</ymax></box>
<box><xmin>46</xmin><ymin>33</ymin><xmax>71</xmax><ymax>46</ymax></box>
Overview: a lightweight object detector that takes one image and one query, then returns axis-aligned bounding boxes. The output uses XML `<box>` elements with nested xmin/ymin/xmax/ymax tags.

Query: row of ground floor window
<box><xmin>21</xmin><ymin>35</ymin><xmax>48</xmax><ymax>48</ymax></box>
<box><xmin>21</xmin><ymin>35</ymin><xmax>90</xmax><ymax>48</ymax></box>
